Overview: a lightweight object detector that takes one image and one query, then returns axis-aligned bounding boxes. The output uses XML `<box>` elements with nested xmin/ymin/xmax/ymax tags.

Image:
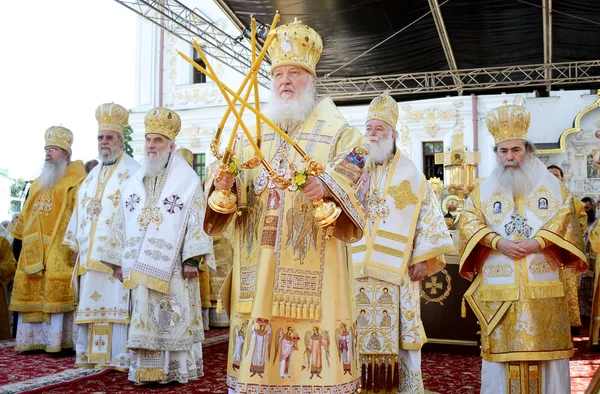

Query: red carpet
<box><xmin>0</xmin><ymin>328</ymin><xmax>598</xmax><ymax>393</ymax></box>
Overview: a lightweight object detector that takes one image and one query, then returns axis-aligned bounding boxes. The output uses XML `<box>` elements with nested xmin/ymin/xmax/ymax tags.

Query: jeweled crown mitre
<box><xmin>95</xmin><ymin>103</ymin><xmax>129</xmax><ymax>134</ymax></box>
<box><xmin>485</xmin><ymin>103</ymin><xmax>531</xmax><ymax>145</ymax></box>
<box><xmin>45</xmin><ymin>126</ymin><xmax>74</xmax><ymax>153</ymax></box>
<box><xmin>268</xmin><ymin>21</ymin><xmax>323</xmax><ymax>77</ymax></box>
<box><xmin>366</xmin><ymin>92</ymin><xmax>399</xmax><ymax>129</ymax></box>
<box><xmin>144</xmin><ymin>107</ymin><xmax>181</xmax><ymax>141</ymax></box>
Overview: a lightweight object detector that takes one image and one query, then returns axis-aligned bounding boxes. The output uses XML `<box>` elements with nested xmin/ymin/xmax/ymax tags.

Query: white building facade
<box><xmin>129</xmin><ymin>0</ymin><xmax>600</xmax><ymax>200</ymax></box>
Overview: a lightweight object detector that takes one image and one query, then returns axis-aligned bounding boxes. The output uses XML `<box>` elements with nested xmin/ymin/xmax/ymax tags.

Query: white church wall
<box><xmin>130</xmin><ymin>1</ymin><xmax>599</xmax><ymax>196</ymax></box>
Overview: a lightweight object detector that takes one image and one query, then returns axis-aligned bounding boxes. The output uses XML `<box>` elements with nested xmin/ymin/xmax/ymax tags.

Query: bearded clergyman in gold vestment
<box><xmin>204</xmin><ymin>21</ymin><xmax>369</xmax><ymax>394</ymax></box>
<box><xmin>9</xmin><ymin>126</ymin><xmax>86</xmax><ymax>352</ymax></box>
<box><xmin>353</xmin><ymin>93</ymin><xmax>454</xmax><ymax>394</ymax></box>
<box><xmin>459</xmin><ymin>102</ymin><xmax>587</xmax><ymax>393</ymax></box>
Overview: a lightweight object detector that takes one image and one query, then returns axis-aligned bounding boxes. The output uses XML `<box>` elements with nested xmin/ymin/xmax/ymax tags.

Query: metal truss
<box><xmin>114</xmin><ymin>0</ymin><xmax>271</xmax><ymax>88</ymax></box>
<box><xmin>317</xmin><ymin>61</ymin><xmax>600</xmax><ymax>101</ymax></box>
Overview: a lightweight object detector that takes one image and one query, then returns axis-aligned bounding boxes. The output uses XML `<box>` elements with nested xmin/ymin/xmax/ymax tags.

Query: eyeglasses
<box><xmin>44</xmin><ymin>147</ymin><xmax>60</xmax><ymax>153</ymax></box>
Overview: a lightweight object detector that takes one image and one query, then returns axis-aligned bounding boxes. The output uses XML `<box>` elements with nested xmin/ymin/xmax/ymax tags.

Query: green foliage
<box><xmin>10</xmin><ymin>178</ymin><xmax>26</xmax><ymax>198</ymax></box>
<box><xmin>123</xmin><ymin>124</ymin><xmax>134</xmax><ymax>158</ymax></box>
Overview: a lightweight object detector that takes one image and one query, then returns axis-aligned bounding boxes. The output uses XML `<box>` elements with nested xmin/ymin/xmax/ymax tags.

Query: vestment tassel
<box><xmin>393</xmin><ymin>356</ymin><xmax>399</xmax><ymax>388</ymax></box>
<box><xmin>386</xmin><ymin>359</ymin><xmax>393</xmax><ymax>391</ymax></box>
<box><xmin>373</xmin><ymin>358</ymin><xmax>380</xmax><ymax>392</ymax></box>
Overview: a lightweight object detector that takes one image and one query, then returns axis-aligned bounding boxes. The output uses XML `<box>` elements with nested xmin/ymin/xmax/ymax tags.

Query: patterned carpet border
<box><xmin>0</xmin><ymin>332</ymin><xmax>231</xmax><ymax>394</ymax></box>
<box><xmin>0</xmin><ymin>368</ymin><xmax>108</xmax><ymax>394</ymax></box>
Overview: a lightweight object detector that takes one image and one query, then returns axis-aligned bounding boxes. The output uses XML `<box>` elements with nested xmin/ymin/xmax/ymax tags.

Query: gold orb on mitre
<box><xmin>144</xmin><ymin>107</ymin><xmax>181</xmax><ymax>141</ymax></box>
<box><xmin>45</xmin><ymin>126</ymin><xmax>74</xmax><ymax>153</ymax></box>
<box><xmin>366</xmin><ymin>92</ymin><xmax>398</xmax><ymax>130</ymax></box>
<box><xmin>95</xmin><ymin>103</ymin><xmax>129</xmax><ymax>134</ymax></box>
<box><xmin>485</xmin><ymin>101</ymin><xmax>531</xmax><ymax>145</ymax></box>
<box><xmin>268</xmin><ymin>19</ymin><xmax>323</xmax><ymax>77</ymax></box>
<box><xmin>177</xmin><ymin>148</ymin><xmax>194</xmax><ymax>167</ymax></box>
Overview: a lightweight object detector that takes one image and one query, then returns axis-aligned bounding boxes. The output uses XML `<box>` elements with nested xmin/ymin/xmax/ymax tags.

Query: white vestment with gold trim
<box><xmin>353</xmin><ymin>152</ymin><xmax>454</xmax><ymax>393</ymax></box>
<box><xmin>103</xmin><ymin>152</ymin><xmax>214</xmax><ymax>384</ymax></box>
<box><xmin>64</xmin><ymin>153</ymin><xmax>140</xmax><ymax>369</ymax></box>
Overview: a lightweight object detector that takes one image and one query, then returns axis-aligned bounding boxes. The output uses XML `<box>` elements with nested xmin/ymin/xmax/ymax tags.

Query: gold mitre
<box><xmin>144</xmin><ymin>107</ymin><xmax>181</xmax><ymax>141</ymax></box>
<box><xmin>45</xmin><ymin>126</ymin><xmax>73</xmax><ymax>153</ymax></box>
<box><xmin>177</xmin><ymin>148</ymin><xmax>193</xmax><ymax>167</ymax></box>
<box><xmin>269</xmin><ymin>20</ymin><xmax>323</xmax><ymax>77</ymax></box>
<box><xmin>485</xmin><ymin>103</ymin><xmax>531</xmax><ymax>145</ymax></box>
<box><xmin>366</xmin><ymin>92</ymin><xmax>398</xmax><ymax>129</ymax></box>
<box><xmin>95</xmin><ymin>103</ymin><xmax>129</xmax><ymax>134</ymax></box>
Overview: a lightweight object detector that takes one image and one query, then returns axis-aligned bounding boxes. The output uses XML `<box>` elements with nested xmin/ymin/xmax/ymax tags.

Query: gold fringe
<box><xmin>237</xmin><ymin>300</ymin><xmax>253</xmax><ymax>314</ymax></box>
<box><xmin>523</xmin><ymin>283</ymin><xmax>565</xmax><ymax>299</ymax></box>
<box><xmin>89</xmin><ymin>353</ymin><xmax>111</xmax><ymax>364</ymax></box>
<box><xmin>309</xmin><ymin>304</ymin><xmax>315</xmax><ymax>320</ymax></box>
<box><xmin>353</xmin><ymin>264</ymin><xmax>404</xmax><ymax>286</ymax></box>
<box><xmin>9</xmin><ymin>302</ymin><xmax>75</xmax><ymax>314</ymax></box>
<box><xmin>15</xmin><ymin>343</ymin><xmax>73</xmax><ymax>353</ymax></box>
<box><xmin>271</xmin><ymin>299</ymin><xmax>279</xmax><ymax>316</ymax></box>
<box><xmin>302</xmin><ymin>303</ymin><xmax>308</xmax><ymax>319</ymax></box>
<box><xmin>291</xmin><ymin>302</ymin><xmax>297</xmax><ymax>319</ymax></box>
<box><xmin>480</xmin><ymin>287</ymin><xmax>519</xmax><ymax>302</ymax></box>
<box><xmin>135</xmin><ymin>368</ymin><xmax>164</xmax><ymax>382</ymax></box>
<box><xmin>316</xmin><ymin>304</ymin><xmax>321</xmax><ymax>320</ymax></box>
<box><xmin>461</xmin><ymin>297</ymin><xmax>466</xmax><ymax>318</ymax></box>
<box><xmin>129</xmin><ymin>270</ymin><xmax>169</xmax><ymax>294</ymax></box>
<box><xmin>22</xmin><ymin>312</ymin><xmax>50</xmax><ymax>324</ymax></box>
<box><xmin>285</xmin><ymin>301</ymin><xmax>291</xmax><ymax>317</ymax></box>
<box><xmin>216</xmin><ymin>299</ymin><xmax>223</xmax><ymax>314</ymax></box>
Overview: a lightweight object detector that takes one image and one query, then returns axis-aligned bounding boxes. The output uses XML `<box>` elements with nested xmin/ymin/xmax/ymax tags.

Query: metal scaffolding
<box><xmin>317</xmin><ymin>61</ymin><xmax>600</xmax><ymax>102</ymax></box>
<box><xmin>115</xmin><ymin>0</ymin><xmax>600</xmax><ymax>102</ymax></box>
<box><xmin>114</xmin><ymin>0</ymin><xmax>271</xmax><ymax>88</ymax></box>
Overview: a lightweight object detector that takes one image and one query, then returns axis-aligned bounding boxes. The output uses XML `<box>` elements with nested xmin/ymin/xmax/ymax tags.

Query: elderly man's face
<box><xmin>366</xmin><ymin>120</ymin><xmax>394</xmax><ymax>143</ymax></box>
<box><xmin>496</xmin><ymin>139</ymin><xmax>527</xmax><ymax>168</ymax></box>
<box><xmin>548</xmin><ymin>168</ymin><xmax>563</xmax><ymax>181</ymax></box>
<box><xmin>44</xmin><ymin>146</ymin><xmax>67</xmax><ymax>163</ymax></box>
<box><xmin>145</xmin><ymin>133</ymin><xmax>173</xmax><ymax>159</ymax></box>
<box><xmin>272</xmin><ymin>66</ymin><xmax>313</xmax><ymax>101</ymax></box>
<box><xmin>98</xmin><ymin>130</ymin><xmax>122</xmax><ymax>160</ymax></box>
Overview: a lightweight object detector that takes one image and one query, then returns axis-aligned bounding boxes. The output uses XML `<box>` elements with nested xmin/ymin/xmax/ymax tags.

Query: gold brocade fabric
<box><xmin>9</xmin><ymin>161</ymin><xmax>86</xmax><ymax>315</ymax></box>
<box><xmin>460</xmin><ymin>182</ymin><xmax>587</xmax><ymax>363</ymax></box>
<box><xmin>565</xmin><ymin>273</ymin><xmax>582</xmax><ymax>327</ymax></box>
<box><xmin>588</xmin><ymin>224</ymin><xmax>600</xmax><ymax>345</ymax></box>
<box><xmin>199</xmin><ymin>267</ymin><xmax>212</xmax><ymax>309</ymax></box>
<box><xmin>0</xmin><ymin>236</ymin><xmax>16</xmax><ymax>339</ymax></box>
<box><xmin>205</xmin><ymin>98</ymin><xmax>367</xmax><ymax>393</ymax></box>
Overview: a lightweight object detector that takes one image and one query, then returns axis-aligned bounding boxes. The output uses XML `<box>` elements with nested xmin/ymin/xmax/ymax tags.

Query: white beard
<box><xmin>493</xmin><ymin>154</ymin><xmax>535</xmax><ymax>197</ymax></box>
<box><xmin>98</xmin><ymin>147</ymin><xmax>121</xmax><ymax>164</ymax></box>
<box><xmin>369</xmin><ymin>135</ymin><xmax>395</xmax><ymax>164</ymax></box>
<box><xmin>39</xmin><ymin>158</ymin><xmax>68</xmax><ymax>191</ymax></box>
<box><xmin>268</xmin><ymin>82</ymin><xmax>317</xmax><ymax>124</ymax></box>
<box><xmin>143</xmin><ymin>149</ymin><xmax>170</xmax><ymax>178</ymax></box>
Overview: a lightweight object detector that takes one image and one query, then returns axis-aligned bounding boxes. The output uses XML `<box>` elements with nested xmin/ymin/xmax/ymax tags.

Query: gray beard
<box><xmin>98</xmin><ymin>147</ymin><xmax>121</xmax><ymax>164</ymax></box>
<box><xmin>268</xmin><ymin>82</ymin><xmax>317</xmax><ymax>124</ymax></box>
<box><xmin>493</xmin><ymin>154</ymin><xmax>535</xmax><ymax>197</ymax></box>
<box><xmin>39</xmin><ymin>159</ymin><xmax>68</xmax><ymax>191</ymax></box>
<box><xmin>369</xmin><ymin>136</ymin><xmax>395</xmax><ymax>164</ymax></box>
<box><xmin>143</xmin><ymin>150</ymin><xmax>170</xmax><ymax>178</ymax></box>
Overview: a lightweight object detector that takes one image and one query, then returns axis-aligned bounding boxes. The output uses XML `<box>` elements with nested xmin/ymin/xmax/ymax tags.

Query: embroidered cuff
<box><xmin>480</xmin><ymin>232</ymin><xmax>500</xmax><ymax>250</ymax></box>
<box><xmin>534</xmin><ymin>236</ymin><xmax>546</xmax><ymax>250</ymax></box>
